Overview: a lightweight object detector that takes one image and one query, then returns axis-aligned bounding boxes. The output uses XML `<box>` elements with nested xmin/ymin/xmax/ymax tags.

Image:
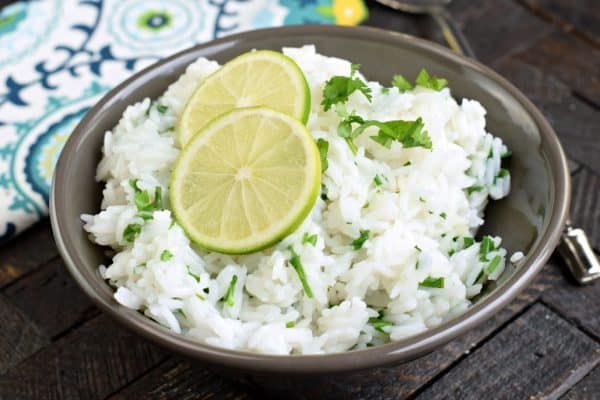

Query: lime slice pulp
<box><xmin>170</xmin><ymin>107</ymin><xmax>321</xmax><ymax>254</ymax></box>
<box><xmin>178</xmin><ymin>50</ymin><xmax>311</xmax><ymax>146</ymax></box>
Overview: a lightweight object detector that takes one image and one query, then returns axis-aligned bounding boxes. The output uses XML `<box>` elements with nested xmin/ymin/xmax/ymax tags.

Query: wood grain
<box><xmin>0</xmin><ymin>315</ymin><xmax>166</xmax><ymax>400</ymax></box>
<box><xmin>448</xmin><ymin>0</ymin><xmax>555</xmax><ymax>64</ymax></box>
<box><xmin>520</xmin><ymin>0</ymin><xmax>600</xmax><ymax>45</ymax></box>
<box><xmin>0</xmin><ymin>219</ymin><xmax>57</xmax><ymax>287</ymax></box>
<box><xmin>414</xmin><ymin>303</ymin><xmax>600</xmax><ymax>400</ymax></box>
<box><xmin>3</xmin><ymin>257</ymin><xmax>97</xmax><ymax>338</ymax></box>
<box><xmin>570</xmin><ymin>167</ymin><xmax>600</xmax><ymax>250</ymax></box>
<box><xmin>514</xmin><ymin>30</ymin><xmax>600</xmax><ymax>105</ymax></box>
<box><xmin>0</xmin><ymin>294</ymin><xmax>48</xmax><ymax>374</ymax></box>
<box><xmin>563</xmin><ymin>364</ymin><xmax>600</xmax><ymax>400</ymax></box>
<box><xmin>108</xmin><ymin>358</ymin><xmax>254</xmax><ymax>400</ymax></box>
<box><xmin>494</xmin><ymin>57</ymin><xmax>600</xmax><ymax>173</ymax></box>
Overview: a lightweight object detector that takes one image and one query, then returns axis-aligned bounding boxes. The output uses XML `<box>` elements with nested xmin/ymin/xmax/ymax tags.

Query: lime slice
<box><xmin>170</xmin><ymin>107</ymin><xmax>321</xmax><ymax>254</ymax></box>
<box><xmin>178</xmin><ymin>50</ymin><xmax>311</xmax><ymax>146</ymax></box>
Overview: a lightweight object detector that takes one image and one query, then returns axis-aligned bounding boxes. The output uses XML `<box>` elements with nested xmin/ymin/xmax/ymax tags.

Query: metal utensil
<box><xmin>373</xmin><ymin>0</ymin><xmax>475</xmax><ymax>58</ymax></box>
<box><xmin>376</xmin><ymin>0</ymin><xmax>600</xmax><ymax>284</ymax></box>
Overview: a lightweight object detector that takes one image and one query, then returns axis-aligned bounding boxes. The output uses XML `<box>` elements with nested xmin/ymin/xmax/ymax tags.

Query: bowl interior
<box><xmin>51</xmin><ymin>26</ymin><xmax>568</xmax><ymax>374</ymax></box>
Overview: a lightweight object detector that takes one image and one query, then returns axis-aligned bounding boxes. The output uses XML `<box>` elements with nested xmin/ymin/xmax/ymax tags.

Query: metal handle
<box><xmin>430</xmin><ymin>9</ymin><xmax>475</xmax><ymax>58</ymax></box>
<box><xmin>558</xmin><ymin>222</ymin><xmax>600</xmax><ymax>284</ymax></box>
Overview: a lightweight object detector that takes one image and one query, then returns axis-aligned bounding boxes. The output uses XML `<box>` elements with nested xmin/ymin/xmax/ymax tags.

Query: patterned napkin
<box><xmin>0</xmin><ymin>0</ymin><xmax>368</xmax><ymax>244</ymax></box>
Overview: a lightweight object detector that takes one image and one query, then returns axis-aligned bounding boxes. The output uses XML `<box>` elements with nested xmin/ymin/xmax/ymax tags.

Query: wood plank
<box><xmin>0</xmin><ymin>219</ymin><xmax>58</xmax><ymax>287</ymax></box>
<box><xmin>563</xmin><ymin>364</ymin><xmax>600</xmax><ymax>400</ymax></box>
<box><xmin>542</xmin><ymin>260</ymin><xmax>600</xmax><ymax>342</ymax></box>
<box><xmin>494</xmin><ymin>57</ymin><xmax>600</xmax><ymax>173</ymax></box>
<box><xmin>2</xmin><ymin>256</ymin><xmax>98</xmax><ymax>338</ymax></box>
<box><xmin>108</xmin><ymin>358</ymin><xmax>254</xmax><ymax>400</ymax></box>
<box><xmin>570</xmin><ymin>167</ymin><xmax>600</xmax><ymax>250</ymax></box>
<box><xmin>0</xmin><ymin>294</ymin><xmax>48</xmax><ymax>374</ymax></box>
<box><xmin>514</xmin><ymin>30</ymin><xmax>600</xmax><ymax>105</ymax></box>
<box><xmin>414</xmin><ymin>303</ymin><xmax>600</xmax><ymax>400</ymax></box>
<box><xmin>447</xmin><ymin>0</ymin><xmax>555</xmax><ymax>64</ymax></box>
<box><xmin>520</xmin><ymin>0</ymin><xmax>600</xmax><ymax>44</ymax></box>
<box><xmin>0</xmin><ymin>315</ymin><xmax>167</xmax><ymax>400</ymax></box>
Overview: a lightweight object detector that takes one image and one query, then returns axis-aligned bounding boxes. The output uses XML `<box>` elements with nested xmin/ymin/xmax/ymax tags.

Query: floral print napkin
<box><xmin>0</xmin><ymin>0</ymin><xmax>367</xmax><ymax>243</ymax></box>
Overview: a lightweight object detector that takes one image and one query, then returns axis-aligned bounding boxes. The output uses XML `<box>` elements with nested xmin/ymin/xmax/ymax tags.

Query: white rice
<box><xmin>82</xmin><ymin>46</ymin><xmax>518</xmax><ymax>355</ymax></box>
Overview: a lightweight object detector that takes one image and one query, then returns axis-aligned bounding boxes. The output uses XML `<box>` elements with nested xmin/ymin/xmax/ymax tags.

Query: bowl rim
<box><xmin>50</xmin><ymin>24</ymin><xmax>570</xmax><ymax>374</ymax></box>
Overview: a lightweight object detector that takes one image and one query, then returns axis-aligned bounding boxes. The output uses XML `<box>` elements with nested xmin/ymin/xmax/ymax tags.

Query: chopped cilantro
<box><xmin>156</xmin><ymin>104</ymin><xmax>168</xmax><ymax>114</ymax></box>
<box><xmin>288</xmin><ymin>246</ymin><xmax>314</xmax><ymax>298</ymax></box>
<box><xmin>123</xmin><ymin>223</ymin><xmax>142</xmax><ymax>243</ymax></box>
<box><xmin>321</xmin><ymin>64</ymin><xmax>372</xmax><ymax>111</ymax></box>
<box><xmin>448</xmin><ymin>249</ymin><xmax>455</xmax><ymax>256</ymax></box>
<box><xmin>467</xmin><ymin>185</ymin><xmax>484</xmax><ymax>195</ymax></box>
<box><xmin>440</xmin><ymin>212</ymin><xmax>447</xmax><ymax>219</ymax></box>
<box><xmin>479</xmin><ymin>235</ymin><xmax>495</xmax><ymax>261</ymax></box>
<box><xmin>316</xmin><ymin>138</ymin><xmax>329</xmax><ymax>172</ymax></box>
<box><xmin>129</xmin><ymin>179</ymin><xmax>163</xmax><ymax>220</ymax></box>
<box><xmin>415</xmin><ymin>68</ymin><xmax>448</xmax><ymax>91</ymax></box>
<box><xmin>351</xmin><ymin>230</ymin><xmax>370</xmax><ymax>250</ymax></box>
<box><xmin>391</xmin><ymin>74</ymin><xmax>413</xmax><ymax>92</ymax></box>
<box><xmin>497</xmin><ymin>168</ymin><xmax>509</xmax><ymax>178</ymax></box>
<box><xmin>487</xmin><ymin>255</ymin><xmax>502</xmax><ymax>273</ymax></box>
<box><xmin>187</xmin><ymin>266</ymin><xmax>200</xmax><ymax>282</ymax></box>
<box><xmin>501</xmin><ymin>149</ymin><xmax>512</xmax><ymax>158</ymax></box>
<box><xmin>285</xmin><ymin>321</ymin><xmax>296</xmax><ymax>328</ymax></box>
<box><xmin>403</xmin><ymin>160</ymin><xmax>412</xmax><ymax>166</ymax></box>
<box><xmin>414</xmin><ymin>245</ymin><xmax>422</xmax><ymax>252</ymax></box>
<box><xmin>463</xmin><ymin>237</ymin><xmax>475</xmax><ymax>248</ymax></box>
<box><xmin>160</xmin><ymin>250</ymin><xmax>173</xmax><ymax>261</ymax></box>
<box><xmin>302</xmin><ymin>232</ymin><xmax>318</xmax><ymax>246</ymax></box>
<box><xmin>368</xmin><ymin>317</ymin><xmax>393</xmax><ymax>333</ymax></box>
<box><xmin>380</xmin><ymin>87</ymin><xmax>390</xmax><ymax>94</ymax></box>
<box><xmin>373</xmin><ymin>174</ymin><xmax>384</xmax><ymax>186</ymax></box>
<box><xmin>223</xmin><ymin>275</ymin><xmax>238</xmax><ymax>307</ymax></box>
<box><xmin>420</xmin><ymin>276</ymin><xmax>445</xmax><ymax>288</ymax></box>
<box><xmin>419</xmin><ymin>196</ymin><xmax>426</xmax><ymax>203</ymax></box>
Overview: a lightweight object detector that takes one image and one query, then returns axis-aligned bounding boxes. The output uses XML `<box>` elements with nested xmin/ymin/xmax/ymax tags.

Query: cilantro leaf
<box><xmin>288</xmin><ymin>246</ymin><xmax>314</xmax><ymax>298</ymax></box>
<box><xmin>302</xmin><ymin>232</ymin><xmax>318</xmax><ymax>246</ymax></box>
<box><xmin>420</xmin><ymin>276</ymin><xmax>445</xmax><ymax>288</ymax></box>
<box><xmin>463</xmin><ymin>236</ymin><xmax>475</xmax><ymax>248</ymax></box>
<box><xmin>487</xmin><ymin>255</ymin><xmax>502</xmax><ymax>273</ymax></box>
<box><xmin>368</xmin><ymin>317</ymin><xmax>393</xmax><ymax>333</ymax></box>
<box><xmin>467</xmin><ymin>185</ymin><xmax>484</xmax><ymax>195</ymax></box>
<box><xmin>415</xmin><ymin>68</ymin><xmax>448</xmax><ymax>91</ymax></box>
<box><xmin>373</xmin><ymin>174</ymin><xmax>384</xmax><ymax>186</ymax></box>
<box><xmin>223</xmin><ymin>275</ymin><xmax>238</xmax><ymax>307</ymax></box>
<box><xmin>337</xmin><ymin>114</ymin><xmax>432</xmax><ymax>154</ymax></box>
<box><xmin>187</xmin><ymin>265</ymin><xmax>201</xmax><ymax>282</ymax></box>
<box><xmin>285</xmin><ymin>321</ymin><xmax>296</xmax><ymax>328</ymax></box>
<box><xmin>316</xmin><ymin>138</ymin><xmax>329</xmax><ymax>172</ymax></box>
<box><xmin>156</xmin><ymin>104</ymin><xmax>168</xmax><ymax>114</ymax></box>
<box><xmin>160</xmin><ymin>250</ymin><xmax>173</xmax><ymax>261</ymax></box>
<box><xmin>479</xmin><ymin>236</ymin><xmax>495</xmax><ymax>261</ymax></box>
<box><xmin>123</xmin><ymin>223</ymin><xmax>142</xmax><ymax>243</ymax></box>
<box><xmin>366</xmin><ymin>117</ymin><xmax>432</xmax><ymax>150</ymax></box>
<box><xmin>351</xmin><ymin>230</ymin><xmax>370</xmax><ymax>250</ymax></box>
<box><xmin>391</xmin><ymin>74</ymin><xmax>413</xmax><ymax>92</ymax></box>
<box><xmin>321</xmin><ymin>64</ymin><xmax>372</xmax><ymax>111</ymax></box>
<box><xmin>129</xmin><ymin>180</ymin><xmax>163</xmax><ymax>220</ymax></box>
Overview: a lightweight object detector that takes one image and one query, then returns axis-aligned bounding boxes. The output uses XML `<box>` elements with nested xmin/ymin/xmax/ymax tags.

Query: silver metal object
<box><xmin>558</xmin><ymin>222</ymin><xmax>600</xmax><ymax>284</ymax></box>
<box><xmin>377</xmin><ymin>0</ymin><xmax>600</xmax><ymax>284</ymax></box>
<box><xmin>374</xmin><ymin>0</ymin><xmax>475</xmax><ymax>58</ymax></box>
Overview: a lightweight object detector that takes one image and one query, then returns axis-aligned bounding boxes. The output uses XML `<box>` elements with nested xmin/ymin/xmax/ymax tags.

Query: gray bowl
<box><xmin>50</xmin><ymin>25</ymin><xmax>569</xmax><ymax>376</ymax></box>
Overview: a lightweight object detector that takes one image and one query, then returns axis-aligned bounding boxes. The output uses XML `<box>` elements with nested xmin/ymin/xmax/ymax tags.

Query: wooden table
<box><xmin>1</xmin><ymin>0</ymin><xmax>599</xmax><ymax>398</ymax></box>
